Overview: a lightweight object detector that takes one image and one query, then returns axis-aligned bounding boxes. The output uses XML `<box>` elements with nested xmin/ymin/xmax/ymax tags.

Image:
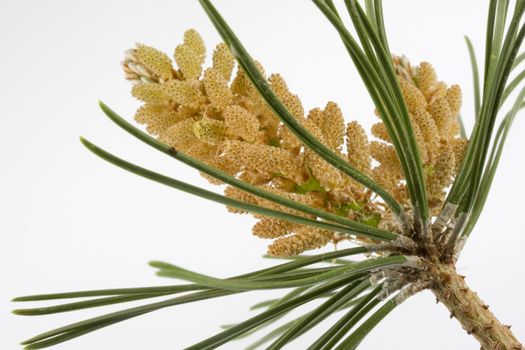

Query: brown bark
<box><xmin>430</xmin><ymin>263</ymin><xmax>524</xmax><ymax>350</ymax></box>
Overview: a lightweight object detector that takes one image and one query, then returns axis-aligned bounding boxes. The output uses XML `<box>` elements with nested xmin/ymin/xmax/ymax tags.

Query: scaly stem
<box><xmin>431</xmin><ymin>263</ymin><xmax>524</xmax><ymax>350</ymax></box>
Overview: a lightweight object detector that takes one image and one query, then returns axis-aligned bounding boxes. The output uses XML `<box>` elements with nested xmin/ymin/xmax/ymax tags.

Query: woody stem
<box><xmin>430</xmin><ymin>263</ymin><xmax>524</xmax><ymax>350</ymax></box>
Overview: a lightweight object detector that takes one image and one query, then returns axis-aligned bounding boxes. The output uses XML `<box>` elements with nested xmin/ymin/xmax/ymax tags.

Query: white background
<box><xmin>1</xmin><ymin>0</ymin><xmax>524</xmax><ymax>349</ymax></box>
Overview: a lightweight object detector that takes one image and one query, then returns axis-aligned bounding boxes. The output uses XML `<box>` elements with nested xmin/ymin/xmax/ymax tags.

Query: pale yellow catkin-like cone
<box><xmin>125</xmin><ymin>30</ymin><xmax>467</xmax><ymax>257</ymax></box>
